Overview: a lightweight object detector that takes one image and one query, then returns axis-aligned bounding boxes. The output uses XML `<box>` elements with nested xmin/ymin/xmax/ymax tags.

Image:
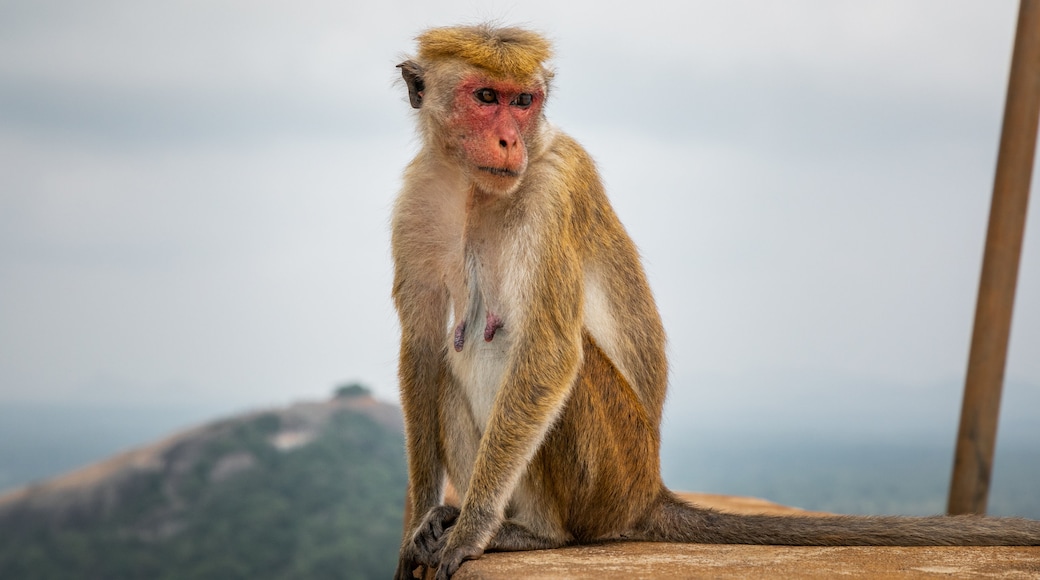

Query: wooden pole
<box><xmin>948</xmin><ymin>0</ymin><xmax>1040</xmax><ymax>516</ymax></box>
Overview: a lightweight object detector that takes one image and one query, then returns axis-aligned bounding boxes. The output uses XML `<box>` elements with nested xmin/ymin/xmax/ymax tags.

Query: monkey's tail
<box><xmin>634</xmin><ymin>489</ymin><xmax>1040</xmax><ymax>546</ymax></box>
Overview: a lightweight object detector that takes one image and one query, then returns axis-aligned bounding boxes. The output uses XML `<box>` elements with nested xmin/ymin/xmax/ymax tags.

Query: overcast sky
<box><xmin>1</xmin><ymin>2</ymin><xmax>1037</xmax><ymax>441</ymax></box>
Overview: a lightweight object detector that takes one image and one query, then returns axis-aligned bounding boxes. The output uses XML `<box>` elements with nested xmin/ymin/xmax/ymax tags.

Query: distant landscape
<box><xmin>5</xmin><ymin>412</ymin><xmax>1038</xmax><ymax>520</ymax></box>
<box><xmin>662</xmin><ymin>434</ymin><xmax>1040</xmax><ymax>519</ymax></box>
<box><xmin>0</xmin><ymin>390</ymin><xmax>407</xmax><ymax>580</ymax></box>
<box><xmin>1</xmin><ymin>378</ymin><xmax>1037</xmax><ymax>579</ymax></box>
<box><xmin>3</xmin><ymin>378</ymin><xmax>1038</xmax><ymax>519</ymax></box>
<box><xmin>0</xmin><ymin>402</ymin><xmax>242</xmax><ymax>494</ymax></box>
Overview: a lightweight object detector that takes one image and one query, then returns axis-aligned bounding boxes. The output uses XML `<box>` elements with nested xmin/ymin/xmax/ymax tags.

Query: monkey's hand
<box><xmin>432</xmin><ymin>508</ymin><xmax>497</xmax><ymax>580</ymax></box>
<box><xmin>433</xmin><ymin>533</ymin><xmax>485</xmax><ymax>580</ymax></box>
<box><xmin>395</xmin><ymin>505</ymin><xmax>461</xmax><ymax>580</ymax></box>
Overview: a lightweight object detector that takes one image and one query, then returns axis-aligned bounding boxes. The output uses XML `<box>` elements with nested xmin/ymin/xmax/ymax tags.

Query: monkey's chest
<box><xmin>444</xmin><ymin>249</ymin><xmax>516</xmax><ymax>430</ymax></box>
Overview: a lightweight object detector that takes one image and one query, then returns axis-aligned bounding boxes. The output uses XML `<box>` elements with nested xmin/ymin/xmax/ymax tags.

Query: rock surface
<box><xmin>456</xmin><ymin>543</ymin><xmax>1040</xmax><ymax>579</ymax></box>
<box><xmin>451</xmin><ymin>493</ymin><xmax>1040</xmax><ymax>579</ymax></box>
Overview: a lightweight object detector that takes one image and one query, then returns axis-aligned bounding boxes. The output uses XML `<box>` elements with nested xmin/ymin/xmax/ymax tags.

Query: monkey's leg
<box><xmin>440</xmin><ymin>376</ymin><xmax>481</xmax><ymax>493</ymax></box>
<box><xmin>398</xmin><ymin>374</ymin><xmax>482</xmax><ymax>580</ymax></box>
<box><xmin>393</xmin><ymin>320</ymin><xmax>452</xmax><ymax>579</ymax></box>
<box><xmin>487</xmin><ymin>520</ymin><xmax>567</xmax><ymax>551</ymax></box>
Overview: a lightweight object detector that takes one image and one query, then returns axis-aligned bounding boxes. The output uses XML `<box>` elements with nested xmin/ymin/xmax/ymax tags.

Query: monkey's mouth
<box><xmin>478</xmin><ymin>166</ymin><xmax>519</xmax><ymax>178</ymax></box>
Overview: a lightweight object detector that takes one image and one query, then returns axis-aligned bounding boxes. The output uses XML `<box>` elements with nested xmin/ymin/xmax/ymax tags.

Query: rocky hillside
<box><xmin>0</xmin><ymin>395</ymin><xmax>407</xmax><ymax>580</ymax></box>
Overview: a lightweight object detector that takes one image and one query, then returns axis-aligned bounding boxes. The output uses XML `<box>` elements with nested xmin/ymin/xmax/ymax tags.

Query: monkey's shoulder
<box><xmin>532</xmin><ymin>128</ymin><xmax>600</xmax><ymax>185</ymax></box>
<box><xmin>528</xmin><ymin>128</ymin><xmax>629</xmax><ymax>244</ymax></box>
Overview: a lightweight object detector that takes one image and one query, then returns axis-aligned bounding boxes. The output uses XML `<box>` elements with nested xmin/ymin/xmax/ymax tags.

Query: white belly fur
<box><xmin>448</xmin><ymin>309</ymin><xmax>513</xmax><ymax>432</ymax></box>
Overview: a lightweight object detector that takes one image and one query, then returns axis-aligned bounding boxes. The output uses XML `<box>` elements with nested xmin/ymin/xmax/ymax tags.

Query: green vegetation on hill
<box><xmin>335</xmin><ymin>383</ymin><xmax>373</xmax><ymax>400</ymax></box>
<box><xmin>0</xmin><ymin>406</ymin><xmax>407</xmax><ymax>580</ymax></box>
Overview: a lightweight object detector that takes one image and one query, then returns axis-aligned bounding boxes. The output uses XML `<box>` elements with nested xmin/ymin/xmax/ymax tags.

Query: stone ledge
<box><xmin>455</xmin><ymin>543</ymin><xmax>1040</xmax><ymax>579</ymax></box>
<box><xmin>449</xmin><ymin>493</ymin><xmax>1040</xmax><ymax>579</ymax></box>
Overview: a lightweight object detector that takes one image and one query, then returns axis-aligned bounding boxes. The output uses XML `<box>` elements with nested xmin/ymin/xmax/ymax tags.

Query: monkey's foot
<box><xmin>396</xmin><ymin>505</ymin><xmax>461</xmax><ymax>579</ymax></box>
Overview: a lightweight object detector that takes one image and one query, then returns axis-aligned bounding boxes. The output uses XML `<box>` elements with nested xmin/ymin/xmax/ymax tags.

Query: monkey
<box><xmin>389</xmin><ymin>23</ymin><xmax>1040</xmax><ymax>580</ymax></box>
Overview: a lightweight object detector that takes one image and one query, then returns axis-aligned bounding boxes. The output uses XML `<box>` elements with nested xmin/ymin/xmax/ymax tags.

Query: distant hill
<box><xmin>0</xmin><ymin>395</ymin><xmax>407</xmax><ymax>580</ymax></box>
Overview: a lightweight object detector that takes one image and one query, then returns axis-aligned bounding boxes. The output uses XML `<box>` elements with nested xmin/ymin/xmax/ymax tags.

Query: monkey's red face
<box><xmin>448</xmin><ymin>75</ymin><xmax>544</xmax><ymax>194</ymax></box>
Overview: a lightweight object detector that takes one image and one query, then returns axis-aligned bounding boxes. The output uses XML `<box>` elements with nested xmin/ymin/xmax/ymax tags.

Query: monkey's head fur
<box><xmin>416</xmin><ymin>25</ymin><xmax>554</xmax><ymax>83</ymax></box>
<box><xmin>399</xmin><ymin>24</ymin><xmax>555</xmax><ymax>196</ymax></box>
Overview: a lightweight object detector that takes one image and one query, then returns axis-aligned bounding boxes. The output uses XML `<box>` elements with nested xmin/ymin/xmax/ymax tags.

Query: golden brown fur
<box><xmin>390</xmin><ymin>23</ymin><xmax>1040</xmax><ymax>580</ymax></box>
<box><xmin>416</xmin><ymin>24</ymin><xmax>553</xmax><ymax>81</ymax></box>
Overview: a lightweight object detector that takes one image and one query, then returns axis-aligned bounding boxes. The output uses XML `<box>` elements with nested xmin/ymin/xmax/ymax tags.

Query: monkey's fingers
<box><xmin>399</xmin><ymin>537</ymin><xmax>441</xmax><ymax>574</ymax></box>
<box><xmin>418</xmin><ymin>505</ymin><xmax>460</xmax><ymax>541</ymax></box>
<box><xmin>434</xmin><ymin>544</ymin><xmax>483</xmax><ymax>580</ymax></box>
<box><xmin>411</xmin><ymin>505</ymin><xmax>461</xmax><ymax>564</ymax></box>
<box><xmin>414</xmin><ymin>527</ymin><xmax>449</xmax><ymax>563</ymax></box>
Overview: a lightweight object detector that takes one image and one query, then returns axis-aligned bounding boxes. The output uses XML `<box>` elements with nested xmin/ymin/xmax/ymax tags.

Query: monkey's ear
<box><xmin>397</xmin><ymin>60</ymin><xmax>425</xmax><ymax>109</ymax></box>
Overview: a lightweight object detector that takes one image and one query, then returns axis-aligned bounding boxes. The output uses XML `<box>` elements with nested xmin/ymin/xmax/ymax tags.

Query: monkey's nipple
<box><xmin>454</xmin><ymin>322</ymin><xmax>466</xmax><ymax>352</ymax></box>
<box><xmin>484</xmin><ymin>312</ymin><xmax>504</xmax><ymax>342</ymax></box>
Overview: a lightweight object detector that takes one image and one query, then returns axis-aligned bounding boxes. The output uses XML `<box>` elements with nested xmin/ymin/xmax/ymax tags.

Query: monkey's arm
<box><xmin>393</xmin><ymin>273</ymin><xmax>451</xmax><ymax>578</ymax></box>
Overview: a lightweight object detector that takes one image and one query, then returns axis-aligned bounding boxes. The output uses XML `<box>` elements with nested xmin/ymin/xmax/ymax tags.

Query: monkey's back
<box><xmin>555</xmin><ymin>132</ymin><xmax>669</xmax><ymax>424</ymax></box>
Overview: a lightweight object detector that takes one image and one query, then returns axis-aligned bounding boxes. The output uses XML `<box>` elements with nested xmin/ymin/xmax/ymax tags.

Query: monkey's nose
<box><xmin>498</xmin><ymin>134</ymin><xmax>520</xmax><ymax>149</ymax></box>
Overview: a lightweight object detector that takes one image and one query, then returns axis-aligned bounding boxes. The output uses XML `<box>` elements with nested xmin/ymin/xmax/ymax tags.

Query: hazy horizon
<box><xmin>2</xmin><ymin>385</ymin><xmax>1038</xmax><ymax>519</ymax></box>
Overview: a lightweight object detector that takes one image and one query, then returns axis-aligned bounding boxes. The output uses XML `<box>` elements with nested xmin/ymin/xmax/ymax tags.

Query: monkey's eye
<box><xmin>511</xmin><ymin>93</ymin><xmax>533</xmax><ymax>108</ymax></box>
<box><xmin>474</xmin><ymin>88</ymin><xmax>497</xmax><ymax>104</ymax></box>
